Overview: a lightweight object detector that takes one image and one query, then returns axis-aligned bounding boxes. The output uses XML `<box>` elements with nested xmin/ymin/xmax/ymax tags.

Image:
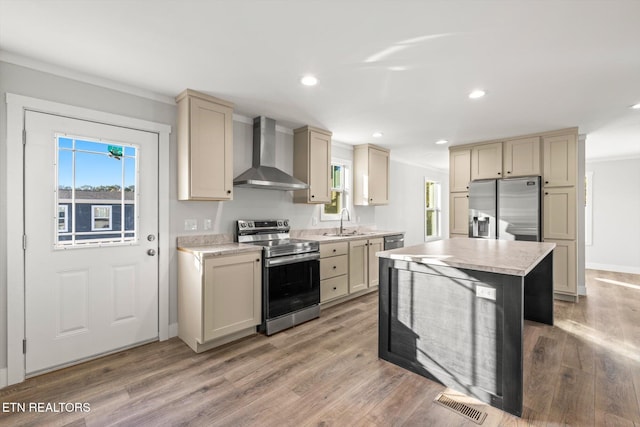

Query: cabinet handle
<box><xmin>227</xmin><ymin>190</ymin><xmax>231</xmax><ymax>194</ymax></box>
<box><xmin>311</xmin><ymin>195</ymin><xmax>315</xmax><ymax>199</ymax></box>
<box><xmin>544</xmin><ymin>192</ymin><xmax>549</xmax><ymax>195</ymax></box>
<box><xmin>256</xmin><ymin>259</ymin><xmax>260</xmax><ymax>262</ymax></box>
<box><xmin>370</xmin><ymin>198</ymin><xmax>373</xmax><ymax>202</ymax></box>
<box><xmin>466</xmin><ymin>195</ymin><xmax>469</xmax><ymax>198</ymax></box>
<box><xmin>507</xmin><ymin>171</ymin><xmax>511</xmax><ymax>174</ymax></box>
<box><xmin>333</xmin><ymin>265</ymin><xmax>337</xmax><ymax>269</ymax></box>
<box><xmin>333</xmin><ymin>287</ymin><xmax>337</xmax><ymax>291</ymax></box>
<box><xmin>497</xmin><ymin>172</ymin><xmax>501</xmax><ymax>175</ymax></box>
<box><xmin>332</xmin><ymin>249</ymin><xmax>337</xmax><ymax>253</ymax></box>
<box><xmin>466</xmin><ymin>186</ymin><xmax>469</xmax><ymax>189</ymax></box>
<box><xmin>545</xmin><ymin>181</ymin><xmax>549</xmax><ymax>184</ymax></box>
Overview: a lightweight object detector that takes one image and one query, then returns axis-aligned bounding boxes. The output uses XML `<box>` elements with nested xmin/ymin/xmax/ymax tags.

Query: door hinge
<box><xmin>23</xmin><ymin>339</ymin><xmax>26</xmax><ymax>354</ymax></box>
<box><xmin>23</xmin><ymin>234</ymin><xmax>27</xmax><ymax>250</ymax></box>
<box><xmin>22</xmin><ymin>129</ymin><xmax>26</xmax><ymax>145</ymax></box>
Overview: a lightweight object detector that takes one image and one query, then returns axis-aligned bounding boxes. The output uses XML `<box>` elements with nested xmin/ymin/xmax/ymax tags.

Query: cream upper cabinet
<box><xmin>471</xmin><ymin>142</ymin><xmax>503</xmax><ymax>180</ymax></box>
<box><xmin>449</xmin><ymin>192</ymin><xmax>469</xmax><ymax>236</ymax></box>
<box><xmin>543</xmin><ymin>187</ymin><xmax>576</xmax><ymax>240</ymax></box>
<box><xmin>176</xmin><ymin>89</ymin><xmax>234</xmax><ymax>201</ymax></box>
<box><xmin>543</xmin><ymin>133</ymin><xmax>577</xmax><ymax>187</ymax></box>
<box><xmin>449</xmin><ymin>149</ymin><xmax>471</xmax><ymax>192</ymax></box>
<box><xmin>293</xmin><ymin>126</ymin><xmax>332</xmax><ymax>204</ymax></box>
<box><xmin>354</xmin><ymin>144</ymin><xmax>390</xmax><ymax>205</ymax></box>
<box><xmin>503</xmin><ymin>136</ymin><xmax>541</xmax><ymax>177</ymax></box>
<box><xmin>367</xmin><ymin>238</ymin><xmax>384</xmax><ymax>288</ymax></box>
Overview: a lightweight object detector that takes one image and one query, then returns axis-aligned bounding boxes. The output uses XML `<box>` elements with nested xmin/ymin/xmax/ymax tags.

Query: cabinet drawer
<box><xmin>320</xmin><ymin>254</ymin><xmax>348</xmax><ymax>280</ymax></box>
<box><xmin>321</xmin><ymin>275</ymin><xmax>348</xmax><ymax>303</ymax></box>
<box><xmin>320</xmin><ymin>242</ymin><xmax>348</xmax><ymax>258</ymax></box>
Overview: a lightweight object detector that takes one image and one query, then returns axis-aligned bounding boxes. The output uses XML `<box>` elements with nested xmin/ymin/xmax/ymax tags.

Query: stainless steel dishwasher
<box><xmin>384</xmin><ymin>234</ymin><xmax>405</xmax><ymax>250</ymax></box>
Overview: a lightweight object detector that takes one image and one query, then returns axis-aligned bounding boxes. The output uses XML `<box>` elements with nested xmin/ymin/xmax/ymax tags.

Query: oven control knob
<box><xmin>240</xmin><ymin>223</ymin><xmax>246</xmax><ymax>228</ymax></box>
<box><xmin>284</xmin><ymin>220</ymin><xmax>289</xmax><ymax>227</ymax></box>
<box><xmin>277</xmin><ymin>220</ymin><xmax>283</xmax><ymax>227</ymax></box>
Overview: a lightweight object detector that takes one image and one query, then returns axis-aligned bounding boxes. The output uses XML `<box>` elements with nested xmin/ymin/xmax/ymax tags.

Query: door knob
<box><xmin>147</xmin><ymin>249</ymin><xmax>156</xmax><ymax>256</ymax></box>
<box><xmin>147</xmin><ymin>234</ymin><xmax>156</xmax><ymax>242</ymax></box>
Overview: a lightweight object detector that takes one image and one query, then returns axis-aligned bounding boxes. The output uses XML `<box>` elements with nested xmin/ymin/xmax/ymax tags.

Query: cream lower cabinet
<box><xmin>349</xmin><ymin>238</ymin><xmax>384</xmax><ymax>293</ymax></box>
<box><xmin>545</xmin><ymin>239</ymin><xmax>577</xmax><ymax>297</ymax></box>
<box><xmin>320</xmin><ymin>242</ymin><xmax>349</xmax><ymax>303</ymax></box>
<box><xmin>178</xmin><ymin>251</ymin><xmax>262</xmax><ymax>353</ymax></box>
<box><xmin>449</xmin><ymin>192</ymin><xmax>469</xmax><ymax>236</ymax></box>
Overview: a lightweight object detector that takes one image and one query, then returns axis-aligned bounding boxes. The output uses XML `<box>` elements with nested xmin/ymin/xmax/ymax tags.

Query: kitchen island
<box><xmin>377</xmin><ymin>238</ymin><xmax>555</xmax><ymax>417</ymax></box>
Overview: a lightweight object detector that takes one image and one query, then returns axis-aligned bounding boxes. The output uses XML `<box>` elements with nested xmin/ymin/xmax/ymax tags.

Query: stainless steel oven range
<box><xmin>236</xmin><ymin>219</ymin><xmax>320</xmax><ymax>335</ymax></box>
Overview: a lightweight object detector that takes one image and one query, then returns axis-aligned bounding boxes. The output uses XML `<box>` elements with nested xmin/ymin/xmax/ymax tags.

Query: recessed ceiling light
<box><xmin>435</xmin><ymin>139</ymin><xmax>449</xmax><ymax>145</ymax></box>
<box><xmin>631</xmin><ymin>103</ymin><xmax>640</xmax><ymax>109</ymax></box>
<box><xmin>469</xmin><ymin>89</ymin><xmax>486</xmax><ymax>99</ymax></box>
<box><xmin>301</xmin><ymin>75</ymin><xmax>318</xmax><ymax>86</ymax></box>
<box><xmin>373</xmin><ymin>132</ymin><xmax>384</xmax><ymax>138</ymax></box>
<box><xmin>388</xmin><ymin>66</ymin><xmax>407</xmax><ymax>71</ymax></box>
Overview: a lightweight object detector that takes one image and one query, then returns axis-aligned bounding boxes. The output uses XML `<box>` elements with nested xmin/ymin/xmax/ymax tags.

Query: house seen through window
<box><xmin>56</xmin><ymin>135</ymin><xmax>138</xmax><ymax>247</ymax></box>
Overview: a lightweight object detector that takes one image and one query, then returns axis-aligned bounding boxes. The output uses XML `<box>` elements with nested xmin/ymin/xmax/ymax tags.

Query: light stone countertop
<box><xmin>301</xmin><ymin>230</ymin><xmax>404</xmax><ymax>244</ymax></box>
<box><xmin>377</xmin><ymin>238</ymin><xmax>555</xmax><ymax>276</ymax></box>
<box><xmin>178</xmin><ymin>243</ymin><xmax>263</xmax><ymax>260</ymax></box>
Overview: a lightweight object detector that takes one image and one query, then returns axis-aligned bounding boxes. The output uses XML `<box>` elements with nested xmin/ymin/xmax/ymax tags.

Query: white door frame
<box><xmin>5</xmin><ymin>93</ymin><xmax>171</xmax><ymax>386</ymax></box>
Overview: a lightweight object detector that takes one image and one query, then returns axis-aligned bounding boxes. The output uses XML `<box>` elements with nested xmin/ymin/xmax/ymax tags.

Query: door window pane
<box><xmin>55</xmin><ymin>135</ymin><xmax>138</xmax><ymax>247</ymax></box>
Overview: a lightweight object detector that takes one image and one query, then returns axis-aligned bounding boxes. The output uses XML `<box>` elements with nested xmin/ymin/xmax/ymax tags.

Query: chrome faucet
<box><xmin>339</xmin><ymin>208</ymin><xmax>351</xmax><ymax>235</ymax></box>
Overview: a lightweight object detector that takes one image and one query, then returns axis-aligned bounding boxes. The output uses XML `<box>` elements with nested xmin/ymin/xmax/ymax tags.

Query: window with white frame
<box><xmin>425</xmin><ymin>179</ymin><xmax>441</xmax><ymax>240</ymax></box>
<box><xmin>321</xmin><ymin>159</ymin><xmax>352</xmax><ymax>221</ymax></box>
<box><xmin>91</xmin><ymin>205</ymin><xmax>112</xmax><ymax>231</ymax></box>
<box><xmin>585</xmin><ymin>172</ymin><xmax>593</xmax><ymax>246</ymax></box>
<box><xmin>58</xmin><ymin>205</ymin><xmax>68</xmax><ymax>232</ymax></box>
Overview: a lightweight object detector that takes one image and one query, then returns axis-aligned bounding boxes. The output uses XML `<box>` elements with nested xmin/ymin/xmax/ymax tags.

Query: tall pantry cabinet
<box><xmin>448</xmin><ymin>128</ymin><xmax>582</xmax><ymax>301</ymax></box>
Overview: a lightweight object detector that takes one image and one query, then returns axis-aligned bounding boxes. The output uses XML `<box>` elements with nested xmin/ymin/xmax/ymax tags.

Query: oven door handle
<box><xmin>264</xmin><ymin>252</ymin><xmax>320</xmax><ymax>267</ymax></box>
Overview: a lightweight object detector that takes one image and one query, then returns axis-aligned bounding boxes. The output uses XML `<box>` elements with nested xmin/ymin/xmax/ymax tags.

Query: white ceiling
<box><xmin>1</xmin><ymin>0</ymin><xmax>639</xmax><ymax>170</ymax></box>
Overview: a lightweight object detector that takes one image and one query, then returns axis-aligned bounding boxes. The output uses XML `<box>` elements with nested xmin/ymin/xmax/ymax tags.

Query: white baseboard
<box><xmin>586</xmin><ymin>263</ymin><xmax>640</xmax><ymax>275</ymax></box>
<box><xmin>168</xmin><ymin>322</ymin><xmax>179</xmax><ymax>338</ymax></box>
<box><xmin>0</xmin><ymin>368</ymin><xmax>7</xmax><ymax>389</ymax></box>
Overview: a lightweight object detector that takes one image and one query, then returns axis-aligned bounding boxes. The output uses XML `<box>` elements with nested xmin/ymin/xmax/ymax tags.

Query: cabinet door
<box><xmin>349</xmin><ymin>239</ymin><xmax>368</xmax><ymax>293</ymax></box>
<box><xmin>543</xmin><ymin>187</ymin><xmax>576</xmax><ymax>240</ymax></box>
<box><xmin>543</xmin><ymin>134</ymin><xmax>576</xmax><ymax>187</ymax></box>
<box><xmin>203</xmin><ymin>253</ymin><xmax>261</xmax><ymax>341</ymax></box>
<box><xmin>309</xmin><ymin>130</ymin><xmax>331</xmax><ymax>203</ymax></box>
<box><xmin>449</xmin><ymin>149</ymin><xmax>471</xmax><ymax>192</ymax></box>
<box><xmin>504</xmin><ymin>137</ymin><xmax>540</xmax><ymax>177</ymax></box>
<box><xmin>471</xmin><ymin>142</ymin><xmax>503</xmax><ymax>180</ymax></box>
<box><xmin>546</xmin><ymin>239</ymin><xmax>576</xmax><ymax>295</ymax></box>
<box><xmin>369</xmin><ymin>148</ymin><xmax>390</xmax><ymax>204</ymax></box>
<box><xmin>449</xmin><ymin>192</ymin><xmax>470</xmax><ymax>236</ymax></box>
<box><xmin>368</xmin><ymin>238</ymin><xmax>384</xmax><ymax>287</ymax></box>
<box><xmin>187</xmin><ymin>97</ymin><xmax>233</xmax><ymax>200</ymax></box>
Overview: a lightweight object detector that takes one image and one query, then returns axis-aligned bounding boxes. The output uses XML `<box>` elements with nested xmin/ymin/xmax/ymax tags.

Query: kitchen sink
<box><xmin>323</xmin><ymin>232</ymin><xmax>375</xmax><ymax>237</ymax></box>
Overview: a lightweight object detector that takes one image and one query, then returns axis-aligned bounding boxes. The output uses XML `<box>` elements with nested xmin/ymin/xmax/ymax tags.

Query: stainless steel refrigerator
<box><xmin>468</xmin><ymin>176</ymin><xmax>542</xmax><ymax>242</ymax></box>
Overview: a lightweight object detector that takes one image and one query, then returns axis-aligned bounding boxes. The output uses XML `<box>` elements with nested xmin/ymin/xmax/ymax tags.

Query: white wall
<box><xmin>376</xmin><ymin>159</ymin><xmax>449</xmax><ymax>246</ymax></box>
<box><xmin>585</xmin><ymin>157</ymin><xmax>640</xmax><ymax>273</ymax></box>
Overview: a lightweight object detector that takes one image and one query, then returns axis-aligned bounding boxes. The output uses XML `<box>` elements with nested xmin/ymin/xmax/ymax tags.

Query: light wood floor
<box><xmin>1</xmin><ymin>269</ymin><xmax>639</xmax><ymax>426</ymax></box>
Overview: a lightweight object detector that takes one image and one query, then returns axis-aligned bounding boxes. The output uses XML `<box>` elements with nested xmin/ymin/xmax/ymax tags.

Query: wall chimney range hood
<box><xmin>233</xmin><ymin>116</ymin><xmax>309</xmax><ymax>191</ymax></box>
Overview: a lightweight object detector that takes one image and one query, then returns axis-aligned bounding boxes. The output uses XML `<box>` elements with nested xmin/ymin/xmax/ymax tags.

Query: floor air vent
<box><xmin>434</xmin><ymin>392</ymin><xmax>488</xmax><ymax>425</ymax></box>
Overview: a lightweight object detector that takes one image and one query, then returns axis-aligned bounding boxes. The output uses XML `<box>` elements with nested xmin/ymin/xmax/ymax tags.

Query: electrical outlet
<box><xmin>311</xmin><ymin>217</ymin><xmax>318</xmax><ymax>226</ymax></box>
<box><xmin>184</xmin><ymin>219</ymin><xmax>197</xmax><ymax>231</ymax></box>
<box><xmin>203</xmin><ymin>219</ymin><xmax>212</xmax><ymax>230</ymax></box>
<box><xmin>476</xmin><ymin>285</ymin><xmax>496</xmax><ymax>301</ymax></box>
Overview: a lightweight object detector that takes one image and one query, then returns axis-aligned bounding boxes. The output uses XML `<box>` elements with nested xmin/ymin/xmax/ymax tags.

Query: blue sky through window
<box><xmin>57</xmin><ymin>137</ymin><xmax>136</xmax><ymax>190</ymax></box>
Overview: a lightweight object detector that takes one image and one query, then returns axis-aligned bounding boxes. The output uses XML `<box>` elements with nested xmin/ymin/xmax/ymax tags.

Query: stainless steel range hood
<box><xmin>233</xmin><ymin>116</ymin><xmax>309</xmax><ymax>191</ymax></box>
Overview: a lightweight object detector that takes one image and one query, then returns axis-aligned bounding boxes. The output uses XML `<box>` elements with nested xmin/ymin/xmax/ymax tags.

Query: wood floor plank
<box><xmin>1</xmin><ymin>270</ymin><xmax>638</xmax><ymax>426</ymax></box>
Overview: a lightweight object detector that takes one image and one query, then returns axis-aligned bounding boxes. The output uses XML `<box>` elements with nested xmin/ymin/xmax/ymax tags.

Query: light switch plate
<box><xmin>184</xmin><ymin>219</ymin><xmax>197</xmax><ymax>231</ymax></box>
<box><xmin>476</xmin><ymin>285</ymin><xmax>496</xmax><ymax>301</ymax></box>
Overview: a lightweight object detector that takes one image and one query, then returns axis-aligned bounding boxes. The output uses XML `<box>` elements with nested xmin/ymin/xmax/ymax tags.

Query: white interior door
<box><xmin>24</xmin><ymin>110</ymin><xmax>159</xmax><ymax>376</ymax></box>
